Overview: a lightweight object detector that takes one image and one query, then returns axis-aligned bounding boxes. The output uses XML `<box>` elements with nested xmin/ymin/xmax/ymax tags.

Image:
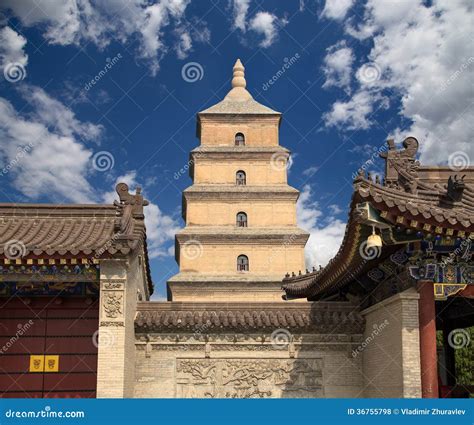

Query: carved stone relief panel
<box><xmin>176</xmin><ymin>358</ymin><xmax>323</xmax><ymax>398</ymax></box>
<box><xmin>102</xmin><ymin>291</ymin><xmax>123</xmax><ymax>318</ymax></box>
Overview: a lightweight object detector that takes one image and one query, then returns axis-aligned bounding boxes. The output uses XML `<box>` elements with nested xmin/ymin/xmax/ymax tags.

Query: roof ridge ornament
<box><xmin>114</xmin><ymin>183</ymin><xmax>149</xmax><ymax>218</ymax></box>
<box><xmin>379</xmin><ymin>136</ymin><xmax>420</xmax><ymax>192</ymax></box>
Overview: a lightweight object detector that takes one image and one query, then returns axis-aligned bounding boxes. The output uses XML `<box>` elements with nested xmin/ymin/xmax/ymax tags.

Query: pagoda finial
<box><xmin>232</xmin><ymin>59</ymin><xmax>246</xmax><ymax>89</ymax></box>
<box><xmin>224</xmin><ymin>58</ymin><xmax>252</xmax><ymax>101</ymax></box>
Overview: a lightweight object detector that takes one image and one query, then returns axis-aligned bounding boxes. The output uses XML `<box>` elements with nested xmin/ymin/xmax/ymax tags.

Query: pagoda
<box><xmin>167</xmin><ymin>59</ymin><xmax>309</xmax><ymax>302</ymax></box>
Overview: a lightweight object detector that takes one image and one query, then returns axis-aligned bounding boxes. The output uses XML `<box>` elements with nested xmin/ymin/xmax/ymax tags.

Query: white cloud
<box><xmin>0</xmin><ymin>26</ymin><xmax>28</xmax><ymax>71</ymax></box>
<box><xmin>102</xmin><ymin>171</ymin><xmax>180</xmax><ymax>259</ymax></box>
<box><xmin>19</xmin><ymin>85</ymin><xmax>103</xmax><ymax>142</ymax></box>
<box><xmin>0</xmin><ymin>96</ymin><xmax>95</xmax><ymax>203</ymax></box>
<box><xmin>175</xmin><ymin>29</ymin><xmax>192</xmax><ymax>59</ymax></box>
<box><xmin>321</xmin><ymin>0</ymin><xmax>354</xmax><ymax>21</ymax></box>
<box><xmin>322</xmin><ymin>41</ymin><xmax>354</xmax><ymax>92</ymax></box>
<box><xmin>297</xmin><ymin>185</ymin><xmax>346</xmax><ymax>268</ymax></box>
<box><xmin>302</xmin><ymin>165</ymin><xmax>319</xmax><ymax>177</ymax></box>
<box><xmin>232</xmin><ymin>0</ymin><xmax>251</xmax><ymax>31</ymax></box>
<box><xmin>0</xmin><ymin>0</ymin><xmax>205</xmax><ymax>75</ymax></box>
<box><xmin>324</xmin><ymin>90</ymin><xmax>388</xmax><ymax>130</ymax></box>
<box><xmin>249</xmin><ymin>11</ymin><xmax>285</xmax><ymax>48</ymax></box>
<box><xmin>0</xmin><ymin>89</ymin><xmax>179</xmax><ymax>257</ymax></box>
<box><xmin>325</xmin><ymin>0</ymin><xmax>474</xmax><ymax>164</ymax></box>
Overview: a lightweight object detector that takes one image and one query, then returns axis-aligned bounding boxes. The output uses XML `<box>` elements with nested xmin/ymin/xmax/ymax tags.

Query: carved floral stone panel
<box><xmin>102</xmin><ymin>292</ymin><xmax>123</xmax><ymax>319</ymax></box>
<box><xmin>176</xmin><ymin>358</ymin><xmax>323</xmax><ymax>398</ymax></box>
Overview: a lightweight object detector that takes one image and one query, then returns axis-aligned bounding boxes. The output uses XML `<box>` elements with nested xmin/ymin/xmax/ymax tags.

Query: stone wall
<box><xmin>361</xmin><ymin>288</ymin><xmax>422</xmax><ymax>397</ymax></box>
<box><xmin>134</xmin><ymin>333</ymin><xmax>364</xmax><ymax>398</ymax></box>
<box><xmin>96</xmin><ymin>252</ymin><xmax>149</xmax><ymax>398</ymax></box>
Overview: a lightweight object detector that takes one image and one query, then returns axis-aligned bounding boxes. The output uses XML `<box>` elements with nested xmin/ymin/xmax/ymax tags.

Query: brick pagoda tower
<box><xmin>167</xmin><ymin>59</ymin><xmax>309</xmax><ymax>301</ymax></box>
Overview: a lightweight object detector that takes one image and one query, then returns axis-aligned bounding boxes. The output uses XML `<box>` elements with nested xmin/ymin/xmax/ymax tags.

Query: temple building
<box><xmin>283</xmin><ymin>137</ymin><xmax>474</xmax><ymax>397</ymax></box>
<box><xmin>0</xmin><ymin>60</ymin><xmax>472</xmax><ymax>399</ymax></box>
<box><xmin>0</xmin><ymin>183</ymin><xmax>151</xmax><ymax>397</ymax></box>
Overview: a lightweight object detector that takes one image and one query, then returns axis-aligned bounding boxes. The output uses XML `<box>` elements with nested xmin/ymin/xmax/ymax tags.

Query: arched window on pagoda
<box><xmin>236</xmin><ymin>212</ymin><xmax>248</xmax><ymax>227</ymax></box>
<box><xmin>235</xmin><ymin>132</ymin><xmax>245</xmax><ymax>146</ymax></box>
<box><xmin>236</xmin><ymin>170</ymin><xmax>246</xmax><ymax>185</ymax></box>
<box><xmin>237</xmin><ymin>255</ymin><xmax>249</xmax><ymax>271</ymax></box>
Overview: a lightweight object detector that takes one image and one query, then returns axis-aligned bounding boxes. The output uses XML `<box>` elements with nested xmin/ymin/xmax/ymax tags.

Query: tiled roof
<box><xmin>0</xmin><ymin>183</ymin><xmax>148</xmax><ymax>257</ymax></box>
<box><xmin>199</xmin><ymin>97</ymin><xmax>280</xmax><ymax>115</ymax></box>
<box><xmin>135</xmin><ymin>301</ymin><xmax>364</xmax><ymax>333</ymax></box>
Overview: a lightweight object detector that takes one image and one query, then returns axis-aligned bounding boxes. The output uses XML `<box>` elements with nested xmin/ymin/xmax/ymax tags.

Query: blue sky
<box><xmin>0</xmin><ymin>0</ymin><xmax>472</xmax><ymax>299</ymax></box>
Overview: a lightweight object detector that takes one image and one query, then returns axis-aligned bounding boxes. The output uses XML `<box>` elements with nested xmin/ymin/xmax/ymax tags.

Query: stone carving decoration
<box><xmin>103</xmin><ymin>281</ymin><xmax>124</xmax><ymax>290</ymax></box>
<box><xmin>103</xmin><ymin>292</ymin><xmax>123</xmax><ymax>318</ymax></box>
<box><xmin>176</xmin><ymin>358</ymin><xmax>323</xmax><ymax>398</ymax></box>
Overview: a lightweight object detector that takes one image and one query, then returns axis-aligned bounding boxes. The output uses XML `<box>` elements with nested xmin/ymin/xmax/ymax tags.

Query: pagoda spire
<box><xmin>225</xmin><ymin>58</ymin><xmax>252</xmax><ymax>101</ymax></box>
